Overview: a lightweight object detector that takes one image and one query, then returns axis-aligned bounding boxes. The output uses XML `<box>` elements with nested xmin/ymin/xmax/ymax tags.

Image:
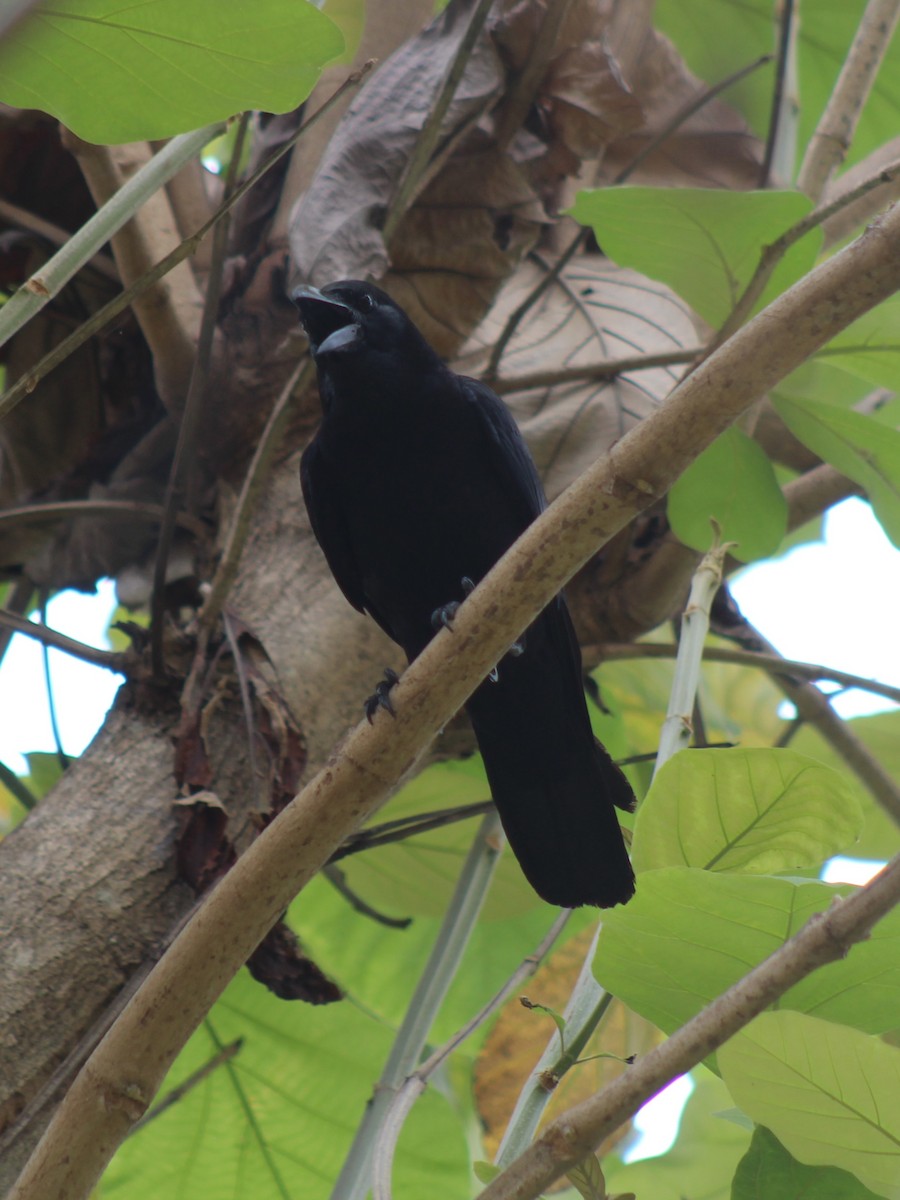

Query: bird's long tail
<box><xmin>464</xmin><ymin>605</ymin><xmax>635</xmax><ymax>909</ymax></box>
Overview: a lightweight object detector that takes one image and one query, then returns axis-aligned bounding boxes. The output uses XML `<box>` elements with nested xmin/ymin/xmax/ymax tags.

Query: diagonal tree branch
<box><xmin>478</xmin><ymin>852</ymin><xmax>900</xmax><ymax>1200</ymax></box>
<box><xmin>11</xmin><ymin>191</ymin><xmax>900</xmax><ymax>1200</ymax></box>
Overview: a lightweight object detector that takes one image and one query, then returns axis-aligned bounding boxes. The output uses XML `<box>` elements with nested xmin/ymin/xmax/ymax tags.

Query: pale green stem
<box><xmin>494</xmin><ymin>923</ymin><xmax>608</xmax><ymax>1169</ymax></box>
<box><xmin>330</xmin><ymin>812</ymin><xmax>503</xmax><ymax>1200</ymax></box>
<box><xmin>0</xmin><ymin>123</ymin><xmax>225</xmax><ymax>351</ymax></box>
<box><xmin>655</xmin><ymin>536</ymin><xmax>731</xmax><ymax>775</ymax></box>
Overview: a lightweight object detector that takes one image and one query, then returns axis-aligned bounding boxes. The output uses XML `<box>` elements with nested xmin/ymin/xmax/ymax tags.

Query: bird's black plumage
<box><xmin>293</xmin><ymin>280</ymin><xmax>635</xmax><ymax>908</ymax></box>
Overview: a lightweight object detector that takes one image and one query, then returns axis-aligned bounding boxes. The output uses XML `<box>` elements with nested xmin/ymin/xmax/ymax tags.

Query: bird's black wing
<box><xmin>459</xmin><ymin>375</ymin><xmax>547</xmax><ymax>526</ymax></box>
<box><xmin>300</xmin><ymin>437</ymin><xmax>367</xmax><ymax>615</ymax></box>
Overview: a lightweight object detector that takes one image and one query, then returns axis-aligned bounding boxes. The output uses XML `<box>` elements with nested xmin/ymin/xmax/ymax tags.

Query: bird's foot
<box><xmin>430</xmin><ymin>576</ymin><xmax>477</xmax><ymax>632</ymax></box>
<box><xmin>431</xmin><ymin>600</ymin><xmax>461</xmax><ymax>632</ymax></box>
<box><xmin>364</xmin><ymin>668</ymin><xmax>400</xmax><ymax>723</ymax></box>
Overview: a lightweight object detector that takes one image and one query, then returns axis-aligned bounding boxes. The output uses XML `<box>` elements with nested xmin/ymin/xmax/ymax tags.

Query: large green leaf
<box><xmin>819</xmin><ymin>296</ymin><xmax>900</xmax><ymax>392</ymax></box>
<box><xmin>568</xmin><ymin>188</ymin><xmax>820</xmax><ymax>326</ymax></box>
<box><xmin>604</xmin><ymin>1069</ymin><xmax>751</xmax><ymax>1200</ymax></box>
<box><xmin>0</xmin><ymin>0</ymin><xmax>344</xmax><ymax>143</ymax></box>
<box><xmin>99</xmin><ymin>969</ymin><xmax>470</xmax><ymax>1200</ymax></box>
<box><xmin>668</xmin><ymin>427</ymin><xmax>787</xmax><ymax>562</ymax></box>
<box><xmin>719</xmin><ymin>1011</ymin><xmax>900</xmax><ymax>1199</ymax></box>
<box><xmin>732</xmin><ymin>1125</ymin><xmax>884</xmax><ymax>1200</ymax></box>
<box><xmin>632</xmin><ymin>747</ymin><xmax>862</xmax><ymax>875</ymax></box>
<box><xmin>772</xmin><ymin>397</ymin><xmax>900</xmax><ymax>546</ymax></box>
<box><xmin>655</xmin><ymin>0</ymin><xmax>900</xmax><ymax>177</ymax></box>
<box><xmin>594</xmin><ymin>870</ymin><xmax>900</xmax><ymax>1040</ymax></box>
<box><xmin>292</xmin><ymin>870</ymin><xmax>590</xmax><ymax>1047</ymax></box>
<box><xmin>334</xmin><ymin>757</ymin><xmax>538</xmax><ymax>921</ymax></box>
<box><xmin>791</xmin><ymin>713</ymin><xmax>900</xmax><ymax>864</ymax></box>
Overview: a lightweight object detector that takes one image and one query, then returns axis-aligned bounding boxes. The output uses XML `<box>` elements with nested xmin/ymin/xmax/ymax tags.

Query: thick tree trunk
<box><xmin>0</xmin><ymin>458</ymin><xmax>395</xmax><ymax>1189</ymax></box>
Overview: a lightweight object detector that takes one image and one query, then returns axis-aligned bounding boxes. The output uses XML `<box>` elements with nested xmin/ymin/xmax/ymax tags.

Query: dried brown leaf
<box><xmin>474</xmin><ymin>926</ymin><xmax>660</xmax><ymax>1162</ymax></box>
<box><xmin>246</xmin><ymin>920</ymin><xmax>342</xmax><ymax>1005</ymax></box>
<box><xmin>289</xmin><ymin>0</ymin><xmax>506</xmax><ymax>289</ymax></box>
<box><xmin>456</xmin><ymin>254</ymin><xmax>698</xmax><ymax>499</ymax></box>
<box><xmin>601</xmin><ymin>29</ymin><xmax>763</xmax><ymax>189</ymax></box>
<box><xmin>174</xmin><ymin>790</ymin><xmax>236</xmax><ymax>894</ymax></box>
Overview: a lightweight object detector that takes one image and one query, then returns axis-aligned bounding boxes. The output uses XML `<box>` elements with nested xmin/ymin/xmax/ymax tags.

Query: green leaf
<box><xmin>0</xmin><ymin>0</ymin><xmax>344</xmax><ymax>143</ymax></box>
<box><xmin>292</xmin><ymin>870</ymin><xmax>591</xmax><ymax>1047</ymax></box>
<box><xmin>719</xmin><ymin>1011</ymin><xmax>900</xmax><ymax>1199</ymax></box>
<box><xmin>668</xmin><ymin>427</ymin><xmax>787</xmax><ymax>562</ymax></box>
<box><xmin>567</xmin><ymin>1154</ymin><xmax>606</xmax><ymax>1200</ymax></box>
<box><xmin>772</xmin><ymin>396</ymin><xmax>900</xmax><ymax>547</ymax></box>
<box><xmin>819</xmin><ymin>296</ymin><xmax>900</xmax><ymax>392</ymax></box>
<box><xmin>594</xmin><ymin>871</ymin><xmax>900</xmax><ymax>1040</ymax></box>
<box><xmin>604</xmin><ymin>1068</ymin><xmax>751</xmax><ymax>1200</ymax></box>
<box><xmin>791</xmin><ymin>714</ymin><xmax>900</xmax><ymax>864</ymax></box>
<box><xmin>473</xmin><ymin>1161</ymin><xmax>501</xmax><ymax>1184</ymax></box>
<box><xmin>334</xmin><ymin>758</ymin><xmax>538</xmax><ymax>921</ymax></box>
<box><xmin>732</xmin><ymin>1125</ymin><xmax>884</xmax><ymax>1200</ymax></box>
<box><xmin>100</xmin><ymin>969</ymin><xmax>470</xmax><ymax>1200</ymax></box>
<box><xmin>655</xmin><ymin>0</ymin><xmax>900</xmax><ymax>177</ymax></box>
<box><xmin>631</xmin><ymin>747</ymin><xmax>862</xmax><ymax>875</ymax></box>
<box><xmin>21</xmin><ymin>751</ymin><xmax>64</xmax><ymax>800</ymax></box>
<box><xmin>567</xmin><ymin>188</ymin><xmax>820</xmax><ymax>326</ymax></box>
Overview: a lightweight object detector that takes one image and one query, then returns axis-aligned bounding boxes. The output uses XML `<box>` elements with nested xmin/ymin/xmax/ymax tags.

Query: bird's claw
<box><xmin>431</xmin><ymin>576</ymin><xmax>476</xmax><ymax>632</ymax></box>
<box><xmin>364</xmin><ymin>668</ymin><xmax>400</xmax><ymax>723</ymax></box>
<box><xmin>431</xmin><ymin>600</ymin><xmax>461</xmax><ymax>632</ymax></box>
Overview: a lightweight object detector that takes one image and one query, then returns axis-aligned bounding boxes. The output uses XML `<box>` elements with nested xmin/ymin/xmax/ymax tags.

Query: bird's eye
<box><xmin>359</xmin><ymin>293</ymin><xmax>376</xmax><ymax>314</ymax></box>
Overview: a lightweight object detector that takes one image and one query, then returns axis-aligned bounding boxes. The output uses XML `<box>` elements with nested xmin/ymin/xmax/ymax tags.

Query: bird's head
<box><xmin>291</xmin><ymin>280</ymin><xmax>438</xmax><ymax>372</ymax></box>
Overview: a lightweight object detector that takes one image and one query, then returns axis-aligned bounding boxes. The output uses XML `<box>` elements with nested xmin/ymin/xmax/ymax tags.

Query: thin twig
<box><xmin>330</xmin><ymin>799</ymin><xmax>495</xmax><ymax>861</ymax></box>
<box><xmin>149</xmin><ymin>114</ymin><xmax>250</xmax><ymax>677</ymax></box>
<box><xmin>0</xmin><ymin>759</ymin><xmax>37</xmax><ymax>812</ymax></box>
<box><xmin>759</xmin><ymin>0</ymin><xmax>797</xmax><ymax>188</ymax></box>
<box><xmin>483</xmin><ymin>53</ymin><xmax>771</xmax><ymax>381</ymax></box>
<box><xmin>0</xmin><ymin>62</ymin><xmax>375</xmax><ymax>423</ymax></box>
<box><xmin>615</xmin><ymin>53</ymin><xmax>773</xmax><ymax>187</ymax></box>
<box><xmin>478</xmin><ymin>854</ymin><xmax>900</xmax><ymax>1200</ymax></box>
<box><xmin>381</xmin><ymin>0</ymin><xmax>496</xmax><ymax>246</ymax></box>
<box><xmin>197</xmin><ymin>359</ymin><xmax>309</xmax><ymax>637</ymax></box>
<box><xmin>322</xmin><ymin>864</ymin><xmax>413</xmax><ymax>929</ymax></box>
<box><xmin>128</xmin><ymin>1038</ymin><xmax>242</xmax><ymax>1135</ymax></box>
<box><xmin>37</xmin><ymin>591</ymin><xmax>69</xmax><ymax>771</ymax></box>
<box><xmin>797</xmin><ymin>0</ymin><xmax>900</xmax><ymax>201</ymax></box>
<box><xmin>714</xmin><ymin>153</ymin><xmax>900</xmax><ymax>349</ymax></box>
<box><xmin>0</xmin><ymin>199</ymin><xmax>119</xmax><ymax>281</ymax></box>
<box><xmin>0</xmin><ymin>499</ymin><xmax>207</xmax><ymax>540</ymax></box>
<box><xmin>593</xmin><ymin>641</ymin><xmax>900</xmax><ymax>706</ymax></box>
<box><xmin>0</xmin><ymin>609</ymin><xmax>128</xmax><ymax>672</ymax></box>
<box><xmin>372</xmin><ymin>908</ymin><xmax>571</xmax><ymax>1197</ymax></box>
<box><xmin>490</xmin><ymin>349</ymin><xmax>700</xmax><ymax>394</ymax></box>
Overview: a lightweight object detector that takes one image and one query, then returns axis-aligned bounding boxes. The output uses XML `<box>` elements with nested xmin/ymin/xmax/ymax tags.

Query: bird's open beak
<box><xmin>291</xmin><ymin>285</ymin><xmax>362</xmax><ymax>357</ymax></box>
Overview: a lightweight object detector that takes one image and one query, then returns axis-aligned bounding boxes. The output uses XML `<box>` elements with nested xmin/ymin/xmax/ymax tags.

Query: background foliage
<box><xmin>1</xmin><ymin>1</ymin><xmax>899</xmax><ymax>1198</ymax></box>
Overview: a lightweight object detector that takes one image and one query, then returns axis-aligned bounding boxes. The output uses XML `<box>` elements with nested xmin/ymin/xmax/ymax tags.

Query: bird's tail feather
<box><xmin>465</xmin><ymin>640</ymin><xmax>635</xmax><ymax>909</ymax></box>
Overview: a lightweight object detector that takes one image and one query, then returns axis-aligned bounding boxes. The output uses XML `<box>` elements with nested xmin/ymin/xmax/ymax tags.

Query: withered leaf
<box><xmin>246</xmin><ymin>919</ymin><xmax>342</xmax><ymax>1004</ymax></box>
<box><xmin>174</xmin><ymin>790</ymin><xmax>236</xmax><ymax>894</ymax></box>
<box><xmin>456</xmin><ymin>254</ymin><xmax>699</xmax><ymax>499</ymax></box>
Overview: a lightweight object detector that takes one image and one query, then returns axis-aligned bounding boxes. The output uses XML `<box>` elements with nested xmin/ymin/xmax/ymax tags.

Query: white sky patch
<box><xmin>821</xmin><ymin>856</ymin><xmax>887</xmax><ymax>886</ymax></box>
<box><xmin>0</xmin><ymin>580</ymin><xmax>123</xmax><ymax>774</ymax></box>
<box><xmin>730</xmin><ymin>498</ymin><xmax>900</xmax><ymax>721</ymax></box>
<box><xmin>623</xmin><ymin>1073</ymin><xmax>695</xmax><ymax>1162</ymax></box>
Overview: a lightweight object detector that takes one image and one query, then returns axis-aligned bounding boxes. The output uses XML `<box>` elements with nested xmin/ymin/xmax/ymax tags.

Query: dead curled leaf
<box><xmin>289</xmin><ymin>1</ymin><xmax>650</xmax><ymax>358</ymax></box>
<box><xmin>455</xmin><ymin>254</ymin><xmax>700</xmax><ymax>500</ymax></box>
